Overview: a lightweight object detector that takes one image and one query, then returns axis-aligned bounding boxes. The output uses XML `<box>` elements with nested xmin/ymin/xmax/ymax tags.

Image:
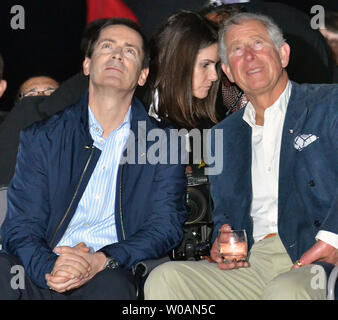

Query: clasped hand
<box><xmin>45</xmin><ymin>242</ymin><xmax>106</xmax><ymax>293</ymax></box>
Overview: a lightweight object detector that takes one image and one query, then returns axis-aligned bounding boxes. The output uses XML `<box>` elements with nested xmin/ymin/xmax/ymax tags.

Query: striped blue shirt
<box><xmin>56</xmin><ymin>105</ymin><xmax>131</xmax><ymax>252</ymax></box>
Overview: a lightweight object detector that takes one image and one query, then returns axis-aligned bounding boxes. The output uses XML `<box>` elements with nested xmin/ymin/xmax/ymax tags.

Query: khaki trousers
<box><xmin>144</xmin><ymin>235</ymin><xmax>326</xmax><ymax>300</ymax></box>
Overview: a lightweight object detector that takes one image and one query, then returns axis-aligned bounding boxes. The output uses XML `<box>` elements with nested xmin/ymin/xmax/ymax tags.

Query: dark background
<box><xmin>0</xmin><ymin>0</ymin><xmax>337</xmax><ymax>112</ymax></box>
<box><xmin>0</xmin><ymin>0</ymin><xmax>86</xmax><ymax>111</ymax></box>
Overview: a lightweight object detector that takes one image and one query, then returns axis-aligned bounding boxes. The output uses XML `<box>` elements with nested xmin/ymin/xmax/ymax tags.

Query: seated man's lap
<box><xmin>145</xmin><ymin>236</ymin><xmax>326</xmax><ymax>300</ymax></box>
<box><xmin>0</xmin><ymin>252</ymin><xmax>136</xmax><ymax>300</ymax></box>
<box><xmin>262</xmin><ymin>264</ymin><xmax>326</xmax><ymax>299</ymax></box>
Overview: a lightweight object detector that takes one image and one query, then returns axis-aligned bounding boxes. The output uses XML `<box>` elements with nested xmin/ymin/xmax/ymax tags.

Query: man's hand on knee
<box><xmin>291</xmin><ymin>240</ymin><xmax>338</xmax><ymax>269</ymax></box>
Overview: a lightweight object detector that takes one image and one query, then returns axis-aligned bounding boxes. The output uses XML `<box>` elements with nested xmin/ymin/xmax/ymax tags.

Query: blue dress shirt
<box><xmin>56</xmin><ymin>106</ymin><xmax>131</xmax><ymax>252</ymax></box>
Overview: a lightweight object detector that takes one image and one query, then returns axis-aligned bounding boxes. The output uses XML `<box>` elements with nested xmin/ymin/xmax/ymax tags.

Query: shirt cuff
<box><xmin>315</xmin><ymin>230</ymin><xmax>338</xmax><ymax>249</ymax></box>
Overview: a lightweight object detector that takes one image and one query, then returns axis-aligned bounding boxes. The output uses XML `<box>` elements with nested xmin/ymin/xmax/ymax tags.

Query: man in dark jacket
<box><xmin>0</xmin><ymin>18</ymin><xmax>186</xmax><ymax>299</ymax></box>
<box><xmin>145</xmin><ymin>12</ymin><xmax>337</xmax><ymax>300</ymax></box>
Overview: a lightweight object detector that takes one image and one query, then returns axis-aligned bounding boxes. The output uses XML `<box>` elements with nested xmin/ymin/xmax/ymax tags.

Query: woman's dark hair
<box><xmin>85</xmin><ymin>18</ymin><xmax>150</xmax><ymax>69</ymax></box>
<box><xmin>149</xmin><ymin>11</ymin><xmax>220</xmax><ymax>130</ymax></box>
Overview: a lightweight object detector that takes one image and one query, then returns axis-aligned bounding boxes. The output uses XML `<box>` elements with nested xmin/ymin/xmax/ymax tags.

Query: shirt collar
<box><xmin>88</xmin><ymin>105</ymin><xmax>132</xmax><ymax>137</ymax></box>
<box><xmin>243</xmin><ymin>80</ymin><xmax>292</xmax><ymax>127</ymax></box>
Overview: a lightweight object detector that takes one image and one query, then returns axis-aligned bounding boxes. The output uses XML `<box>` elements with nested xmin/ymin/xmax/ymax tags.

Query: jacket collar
<box><xmin>75</xmin><ymin>90</ymin><xmax>153</xmax><ymax>164</ymax></box>
<box><xmin>77</xmin><ymin>90</ymin><xmax>152</xmax><ymax>142</ymax></box>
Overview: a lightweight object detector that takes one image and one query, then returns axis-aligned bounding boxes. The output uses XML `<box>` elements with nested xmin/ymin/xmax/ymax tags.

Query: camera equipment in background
<box><xmin>170</xmin><ymin>163</ymin><xmax>213</xmax><ymax>261</ymax></box>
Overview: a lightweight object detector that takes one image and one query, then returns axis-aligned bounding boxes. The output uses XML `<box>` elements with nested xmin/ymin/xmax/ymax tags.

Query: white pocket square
<box><xmin>294</xmin><ymin>134</ymin><xmax>319</xmax><ymax>151</ymax></box>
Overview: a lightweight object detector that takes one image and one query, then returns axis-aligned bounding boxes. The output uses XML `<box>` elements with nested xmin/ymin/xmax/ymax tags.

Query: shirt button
<box><xmin>86</xmin><ymin>223</ymin><xmax>90</xmax><ymax>227</ymax></box>
<box><xmin>308</xmin><ymin>180</ymin><xmax>315</xmax><ymax>187</ymax></box>
<box><xmin>95</xmin><ymin>195</ymin><xmax>100</xmax><ymax>200</ymax></box>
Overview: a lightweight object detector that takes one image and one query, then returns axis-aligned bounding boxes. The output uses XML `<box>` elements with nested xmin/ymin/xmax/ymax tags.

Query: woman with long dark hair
<box><xmin>148</xmin><ymin>11</ymin><xmax>220</xmax><ymax>130</ymax></box>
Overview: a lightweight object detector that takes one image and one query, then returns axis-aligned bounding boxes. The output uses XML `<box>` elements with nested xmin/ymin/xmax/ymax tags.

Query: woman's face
<box><xmin>192</xmin><ymin>43</ymin><xmax>219</xmax><ymax>99</ymax></box>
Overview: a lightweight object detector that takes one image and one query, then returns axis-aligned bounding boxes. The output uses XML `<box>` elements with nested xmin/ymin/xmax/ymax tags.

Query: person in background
<box><xmin>147</xmin><ymin>10</ymin><xmax>220</xmax><ymax>130</ymax></box>
<box><xmin>201</xmin><ymin>4</ymin><xmax>248</xmax><ymax>117</ymax></box>
<box><xmin>17</xmin><ymin>75</ymin><xmax>59</xmax><ymax>100</ymax></box>
<box><xmin>0</xmin><ymin>74</ymin><xmax>60</xmax><ymax>181</ymax></box>
<box><xmin>142</xmin><ymin>10</ymin><xmax>221</xmax><ymax>186</ymax></box>
<box><xmin>144</xmin><ymin>12</ymin><xmax>338</xmax><ymax>300</ymax></box>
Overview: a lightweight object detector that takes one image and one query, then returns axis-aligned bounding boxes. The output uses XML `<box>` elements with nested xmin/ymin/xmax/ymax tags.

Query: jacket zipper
<box><xmin>49</xmin><ymin>145</ymin><xmax>95</xmax><ymax>248</ymax></box>
<box><xmin>119</xmin><ymin>164</ymin><xmax>126</xmax><ymax>240</ymax></box>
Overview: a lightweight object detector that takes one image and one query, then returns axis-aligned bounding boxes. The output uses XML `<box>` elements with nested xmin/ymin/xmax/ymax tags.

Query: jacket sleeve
<box><xmin>1</xmin><ymin>127</ymin><xmax>58</xmax><ymax>289</ymax></box>
<box><xmin>99</xmin><ymin>161</ymin><xmax>187</xmax><ymax>269</ymax></box>
<box><xmin>38</xmin><ymin>72</ymin><xmax>88</xmax><ymax>117</ymax></box>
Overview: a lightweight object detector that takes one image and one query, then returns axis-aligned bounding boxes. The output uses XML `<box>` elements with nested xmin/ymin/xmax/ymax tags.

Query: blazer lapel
<box><xmin>278</xmin><ymin>82</ymin><xmax>309</xmax><ymax>216</ymax></box>
<box><xmin>221</xmin><ymin>111</ymin><xmax>252</xmax><ymax>226</ymax></box>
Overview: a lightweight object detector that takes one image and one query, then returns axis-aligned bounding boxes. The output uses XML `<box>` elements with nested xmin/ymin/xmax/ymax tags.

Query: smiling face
<box><xmin>221</xmin><ymin>19</ymin><xmax>290</xmax><ymax>100</ymax></box>
<box><xmin>83</xmin><ymin>24</ymin><xmax>149</xmax><ymax>93</ymax></box>
<box><xmin>192</xmin><ymin>43</ymin><xmax>219</xmax><ymax>99</ymax></box>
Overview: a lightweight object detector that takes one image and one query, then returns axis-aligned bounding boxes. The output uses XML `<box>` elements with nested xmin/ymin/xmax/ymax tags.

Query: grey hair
<box><xmin>218</xmin><ymin>12</ymin><xmax>286</xmax><ymax>65</ymax></box>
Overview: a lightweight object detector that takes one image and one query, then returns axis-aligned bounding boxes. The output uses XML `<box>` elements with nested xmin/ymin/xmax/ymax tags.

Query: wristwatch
<box><xmin>104</xmin><ymin>256</ymin><xmax>119</xmax><ymax>270</ymax></box>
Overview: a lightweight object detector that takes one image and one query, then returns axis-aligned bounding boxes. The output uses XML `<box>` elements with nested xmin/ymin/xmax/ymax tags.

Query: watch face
<box><xmin>106</xmin><ymin>257</ymin><xmax>119</xmax><ymax>269</ymax></box>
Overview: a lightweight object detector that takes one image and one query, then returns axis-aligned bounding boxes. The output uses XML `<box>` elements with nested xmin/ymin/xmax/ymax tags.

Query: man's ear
<box><xmin>279</xmin><ymin>42</ymin><xmax>290</xmax><ymax>69</ymax></box>
<box><xmin>83</xmin><ymin>57</ymin><xmax>91</xmax><ymax>76</ymax></box>
<box><xmin>137</xmin><ymin>68</ymin><xmax>149</xmax><ymax>86</ymax></box>
<box><xmin>221</xmin><ymin>62</ymin><xmax>235</xmax><ymax>83</ymax></box>
<box><xmin>0</xmin><ymin>80</ymin><xmax>7</xmax><ymax>98</ymax></box>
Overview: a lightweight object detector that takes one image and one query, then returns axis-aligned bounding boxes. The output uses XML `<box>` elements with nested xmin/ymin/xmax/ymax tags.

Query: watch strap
<box><xmin>104</xmin><ymin>256</ymin><xmax>119</xmax><ymax>270</ymax></box>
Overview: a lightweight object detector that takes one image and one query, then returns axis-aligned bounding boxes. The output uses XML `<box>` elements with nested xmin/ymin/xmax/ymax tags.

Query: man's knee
<box><xmin>262</xmin><ymin>265</ymin><xmax>326</xmax><ymax>300</ymax></box>
<box><xmin>144</xmin><ymin>261</ymin><xmax>171</xmax><ymax>288</ymax></box>
<box><xmin>144</xmin><ymin>261</ymin><xmax>182</xmax><ymax>299</ymax></box>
